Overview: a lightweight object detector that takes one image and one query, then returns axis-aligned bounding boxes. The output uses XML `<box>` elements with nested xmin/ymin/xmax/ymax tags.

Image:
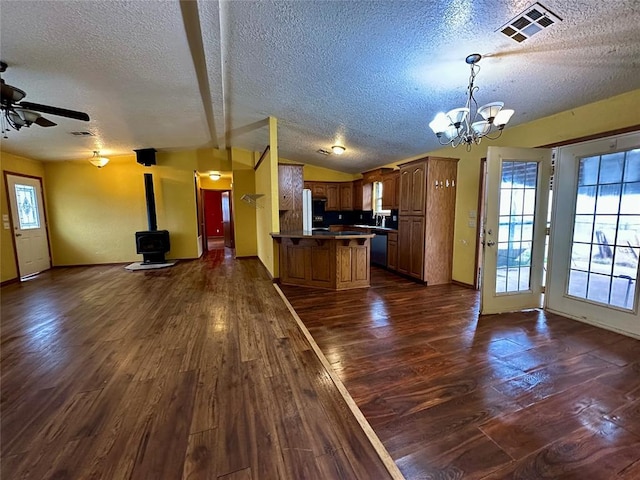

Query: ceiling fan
<box><xmin>1</xmin><ymin>61</ymin><xmax>90</xmax><ymax>137</ymax></box>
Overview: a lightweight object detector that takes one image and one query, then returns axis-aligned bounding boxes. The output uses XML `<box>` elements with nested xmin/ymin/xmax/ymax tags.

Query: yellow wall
<box><xmin>43</xmin><ymin>150</ymin><xmax>199</xmax><ymax>267</ymax></box>
<box><xmin>196</xmin><ymin>147</ymin><xmax>232</xmax><ymax>173</ymax></box>
<box><xmin>421</xmin><ymin>89</ymin><xmax>640</xmax><ymax>285</ymax></box>
<box><xmin>231</xmin><ymin>148</ymin><xmax>258</xmax><ymax>257</ymax></box>
<box><xmin>200</xmin><ymin>176</ymin><xmax>232</xmax><ymax>191</ymax></box>
<box><xmin>0</xmin><ymin>151</ymin><xmax>46</xmax><ymax>282</ymax></box>
<box><xmin>303</xmin><ymin>163</ymin><xmax>359</xmax><ymax>182</ymax></box>
<box><xmin>254</xmin><ymin>117</ymin><xmax>280</xmax><ymax>278</ymax></box>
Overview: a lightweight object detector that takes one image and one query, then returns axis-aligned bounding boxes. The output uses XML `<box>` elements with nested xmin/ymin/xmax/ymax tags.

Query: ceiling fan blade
<box><xmin>35</xmin><ymin>116</ymin><xmax>57</xmax><ymax>127</ymax></box>
<box><xmin>18</xmin><ymin>101</ymin><xmax>89</xmax><ymax>121</ymax></box>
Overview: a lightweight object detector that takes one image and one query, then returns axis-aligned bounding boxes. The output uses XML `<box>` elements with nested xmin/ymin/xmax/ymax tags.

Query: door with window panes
<box><xmin>546</xmin><ymin>133</ymin><xmax>640</xmax><ymax>337</ymax></box>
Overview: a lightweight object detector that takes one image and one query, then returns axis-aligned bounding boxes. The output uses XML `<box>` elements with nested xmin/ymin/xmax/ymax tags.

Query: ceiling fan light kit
<box><xmin>429</xmin><ymin>54</ymin><xmax>514</xmax><ymax>151</ymax></box>
<box><xmin>1</xmin><ymin>60</ymin><xmax>90</xmax><ymax>138</ymax></box>
<box><xmin>89</xmin><ymin>151</ymin><xmax>109</xmax><ymax>168</ymax></box>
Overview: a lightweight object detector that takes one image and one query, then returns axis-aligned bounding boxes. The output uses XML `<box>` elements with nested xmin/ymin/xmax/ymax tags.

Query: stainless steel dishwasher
<box><xmin>371</xmin><ymin>232</ymin><xmax>387</xmax><ymax>267</ymax></box>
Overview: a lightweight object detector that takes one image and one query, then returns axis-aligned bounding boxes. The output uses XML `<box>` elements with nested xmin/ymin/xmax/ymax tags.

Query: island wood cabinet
<box><xmin>397</xmin><ymin>156</ymin><xmax>458</xmax><ymax>284</ymax></box>
<box><xmin>273</xmin><ymin>233</ymin><xmax>373</xmax><ymax>290</ymax></box>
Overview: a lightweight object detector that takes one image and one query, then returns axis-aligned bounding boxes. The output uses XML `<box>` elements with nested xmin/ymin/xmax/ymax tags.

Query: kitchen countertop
<box><xmin>336</xmin><ymin>224</ymin><xmax>399</xmax><ymax>233</ymax></box>
<box><xmin>271</xmin><ymin>230</ymin><xmax>375</xmax><ymax>239</ymax></box>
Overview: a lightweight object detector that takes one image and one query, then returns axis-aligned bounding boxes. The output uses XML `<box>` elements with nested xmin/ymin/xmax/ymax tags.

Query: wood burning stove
<box><xmin>135</xmin><ymin>168</ymin><xmax>171</xmax><ymax>264</ymax></box>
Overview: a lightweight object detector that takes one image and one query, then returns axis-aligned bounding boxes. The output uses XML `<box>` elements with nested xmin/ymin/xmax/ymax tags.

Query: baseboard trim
<box><xmin>0</xmin><ymin>277</ymin><xmax>20</xmax><ymax>287</ymax></box>
<box><xmin>274</xmin><ymin>284</ymin><xmax>405</xmax><ymax>480</ymax></box>
<box><xmin>452</xmin><ymin>280</ymin><xmax>475</xmax><ymax>289</ymax></box>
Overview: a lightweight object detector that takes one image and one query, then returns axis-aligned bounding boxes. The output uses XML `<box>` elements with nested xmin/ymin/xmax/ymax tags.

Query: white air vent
<box><xmin>316</xmin><ymin>148</ymin><xmax>331</xmax><ymax>155</ymax></box>
<box><xmin>69</xmin><ymin>131</ymin><xmax>94</xmax><ymax>136</ymax></box>
<box><xmin>497</xmin><ymin>2</ymin><xmax>562</xmax><ymax>43</ymax></box>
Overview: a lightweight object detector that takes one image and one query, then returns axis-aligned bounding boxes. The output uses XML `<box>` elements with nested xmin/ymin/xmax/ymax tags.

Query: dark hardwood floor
<box><xmin>1</xmin><ymin>251</ymin><xmax>393</xmax><ymax>479</ymax></box>
<box><xmin>280</xmin><ymin>266</ymin><xmax>640</xmax><ymax>479</ymax></box>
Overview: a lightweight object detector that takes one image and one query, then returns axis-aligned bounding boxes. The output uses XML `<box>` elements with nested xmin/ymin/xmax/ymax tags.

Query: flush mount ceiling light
<box><xmin>88</xmin><ymin>151</ymin><xmax>109</xmax><ymax>168</ymax></box>
<box><xmin>209</xmin><ymin>172</ymin><xmax>221</xmax><ymax>181</ymax></box>
<box><xmin>332</xmin><ymin>145</ymin><xmax>346</xmax><ymax>155</ymax></box>
<box><xmin>429</xmin><ymin>54</ymin><xmax>514</xmax><ymax>151</ymax></box>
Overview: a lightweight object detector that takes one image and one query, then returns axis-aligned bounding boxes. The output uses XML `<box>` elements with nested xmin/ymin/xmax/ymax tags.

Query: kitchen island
<box><xmin>271</xmin><ymin>230</ymin><xmax>375</xmax><ymax>290</ymax></box>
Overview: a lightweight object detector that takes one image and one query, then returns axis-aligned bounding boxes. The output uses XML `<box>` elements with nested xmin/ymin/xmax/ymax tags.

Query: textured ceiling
<box><xmin>1</xmin><ymin>0</ymin><xmax>639</xmax><ymax>173</ymax></box>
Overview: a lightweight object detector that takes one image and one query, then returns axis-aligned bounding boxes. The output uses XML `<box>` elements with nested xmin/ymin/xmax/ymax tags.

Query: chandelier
<box><xmin>429</xmin><ymin>54</ymin><xmax>514</xmax><ymax>150</ymax></box>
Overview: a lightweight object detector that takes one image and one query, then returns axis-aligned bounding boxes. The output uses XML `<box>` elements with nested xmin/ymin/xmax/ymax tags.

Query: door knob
<box><xmin>486</xmin><ymin>240</ymin><xmax>495</xmax><ymax>247</ymax></box>
<box><xmin>15</xmin><ymin>233</ymin><xmax>22</xmax><ymax>237</ymax></box>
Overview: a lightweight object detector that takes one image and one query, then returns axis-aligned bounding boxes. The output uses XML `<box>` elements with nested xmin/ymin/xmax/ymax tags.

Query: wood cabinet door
<box><xmin>409</xmin><ymin>216</ymin><xmax>425</xmax><ymax>279</ymax></box>
<box><xmin>278</xmin><ymin>165</ymin><xmax>298</xmax><ymax>210</ymax></box>
<box><xmin>397</xmin><ymin>217</ymin><xmax>411</xmax><ymax>273</ymax></box>
<box><xmin>353</xmin><ymin>180</ymin><xmax>363</xmax><ymax>210</ymax></box>
<box><xmin>326</xmin><ymin>184</ymin><xmax>339</xmax><ymax>210</ymax></box>
<box><xmin>409</xmin><ymin>163</ymin><xmax>426</xmax><ymax>216</ymax></box>
<box><xmin>312</xmin><ymin>183</ymin><xmax>327</xmax><ymax>198</ymax></box>
<box><xmin>340</xmin><ymin>183</ymin><xmax>353</xmax><ymax>210</ymax></box>
<box><xmin>382</xmin><ymin>174</ymin><xmax>394</xmax><ymax>210</ymax></box>
<box><xmin>387</xmin><ymin>232</ymin><xmax>398</xmax><ymax>271</ymax></box>
<box><xmin>399</xmin><ymin>169</ymin><xmax>411</xmax><ymax>215</ymax></box>
<box><xmin>393</xmin><ymin>172</ymin><xmax>400</xmax><ymax>209</ymax></box>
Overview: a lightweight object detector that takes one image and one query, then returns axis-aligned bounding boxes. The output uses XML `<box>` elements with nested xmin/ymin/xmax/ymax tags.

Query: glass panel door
<box><xmin>481</xmin><ymin>147</ymin><xmax>551</xmax><ymax>315</ymax></box>
<box><xmin>546</xmin><ymin>132</ymin><xmax>640</xmax><ymax>338</ymax></box>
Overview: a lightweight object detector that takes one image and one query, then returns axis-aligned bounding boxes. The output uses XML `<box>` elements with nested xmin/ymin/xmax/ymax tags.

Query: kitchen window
<box><xmin>373</xmin><ymin>181</ymin><xmax>390</xmax><ymax>215</ymax></box>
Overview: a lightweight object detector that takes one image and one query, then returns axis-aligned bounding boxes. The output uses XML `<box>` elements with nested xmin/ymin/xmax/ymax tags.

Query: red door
<box><xmin>204</xmin><ymin>190</ymin><xmax>223</xmax><ymax>237</ymax></box>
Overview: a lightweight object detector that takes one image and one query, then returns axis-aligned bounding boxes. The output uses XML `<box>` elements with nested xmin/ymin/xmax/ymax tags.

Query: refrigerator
<box><xmin>302</xmin><ymin>189</ymin><xmax>312</xmax><ymax>232</ymax></box>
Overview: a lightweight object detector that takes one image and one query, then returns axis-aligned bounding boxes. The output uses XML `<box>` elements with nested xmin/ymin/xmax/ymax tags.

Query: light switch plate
<box><xmin>3</xmin><ymin>222</ymin><xmax>10</xmax><ymax>230</ymax></box>
<box><xmin>2</xmin><ymin>214</ymin><xmax>8</xmax><ymax>222</ymax></box>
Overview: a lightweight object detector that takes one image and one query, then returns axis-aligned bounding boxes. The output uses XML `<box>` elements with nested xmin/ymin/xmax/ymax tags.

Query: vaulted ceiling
<box><xmin>1</xmin><ymin>0</ymin><xmax>639</xmax><ymax>173</ymax></box>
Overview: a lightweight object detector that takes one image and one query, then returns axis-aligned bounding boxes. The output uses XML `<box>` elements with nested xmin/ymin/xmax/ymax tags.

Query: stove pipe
<box><xmin>144</xmin><ymin>173</ymin><xmax>157</xmax><ymax>231</ymax></box>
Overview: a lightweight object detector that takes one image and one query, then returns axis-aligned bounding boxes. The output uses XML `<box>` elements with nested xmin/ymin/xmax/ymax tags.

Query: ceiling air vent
<box><xmin>69</xmin><ymin>131</ymin><xmax>94</xmax><ymax>136</ymax></box>
<box><xmin>497</xmin><ymin>2</ymin><xmax>562</xmax><ymax>43</ymax></box>
<box><xmin>316</xmin><ymin>148</ymin><xmax>331</xmax><ymax>155</ymax></box>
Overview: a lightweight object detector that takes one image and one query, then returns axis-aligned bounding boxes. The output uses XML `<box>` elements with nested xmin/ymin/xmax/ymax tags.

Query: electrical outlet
<box><xmin>2</xmin><ymin>214</ymin><xmax>8</xmax><ymax>222</ymax></box>
<box><xmin>469</xmin><ymin>210</ymin><xmax>476</xmax><ymax>218</ymax></box>
<box><xmin>392</xmin><ymin>215</ymin><xmax>397</xmax><ymax>221</ymax></box>
<box><xmin>468</xmin><ymin>220</ymin><xmax>476</xmax><ymax>228</ymax></box>
<box><xmin>338</xmin><ymin>214</ymin><xmax>342</xmax><ymax>220</ymax></box>
<box><xmin>3</xmin><ymin>222</ymin><xmax>9</xmax><ymax>230</ymax></box>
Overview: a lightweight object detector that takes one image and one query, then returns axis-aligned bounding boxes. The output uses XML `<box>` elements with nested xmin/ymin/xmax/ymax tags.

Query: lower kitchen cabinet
<box><xmin>387</xmin><ymin>232</ymin><xmax>398</xmax><ymax>271</ymax></box>
<box><xmin>397</xmin><ymin>216</ymin><xmax>425</xmax><ymax>279</ymax></box>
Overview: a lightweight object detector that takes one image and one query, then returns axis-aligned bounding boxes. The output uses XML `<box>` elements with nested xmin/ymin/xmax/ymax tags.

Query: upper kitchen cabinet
<box><xmin>325</xmin><ymin>183</ymin><xmax>340</xmax><ymax>211</ymax></box>
<box><xmin>362</xmin><ymin>167</ymin><xmax>394</xmax><ymax>184</ymax></box>
<box><xmin>353</xmin><ymin>180</ymin><xmax>373</xmax><ymax>211</ymax></box>
<box><xmin>340</xmin><ymin>182</ymin><xmax>354</xmax><ymax>211</ymax></box>
<box><xmin>279</xmin><ymin>164</ymin><xmax>303</xmax><ymax>211</ymax></box>
<box><xmin>279</xmin><ymin>164</ymin><xmax>304</xmax><ymax>231</ymax></box>
<box><xmin>382</xmin><ymin>170</ymin><xmax>400</xmax><ymax>210</ymax></box>
<box><xmin>399</xmin><ymin>162</ymin><xmax>426</xmax><ymax>216</ymax></box>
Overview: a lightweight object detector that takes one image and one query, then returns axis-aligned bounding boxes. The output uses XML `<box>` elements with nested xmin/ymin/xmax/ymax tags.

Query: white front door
<box><xmin>546</xmin><ymin>132</ymin><xmax>640</xmax><ymax>337</ymax></box>
<box><xmin>481</xmin><ymin>147</ymin><xmax>551</xmax><ymax>315</ymax></box>
<box><xmin>6</xmin><ymin>174</ymin><xmax>51</xmax><ymax>277</ymax></box>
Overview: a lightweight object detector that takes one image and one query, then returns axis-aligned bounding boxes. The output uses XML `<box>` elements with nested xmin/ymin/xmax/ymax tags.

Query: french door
<box><xmin>6</xmin><ymin>174</ymin><xmax>51</xmax><ymax>277</ymax></box>
<box><xmin>480</xmin><ymin>147</ymin><xmax>552</xmax><ymax>315</ymax></box>
<box><xmin>546</xmin><ymin>132</ymin><xmax>640</xmax><ymax>337</ymax></box>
